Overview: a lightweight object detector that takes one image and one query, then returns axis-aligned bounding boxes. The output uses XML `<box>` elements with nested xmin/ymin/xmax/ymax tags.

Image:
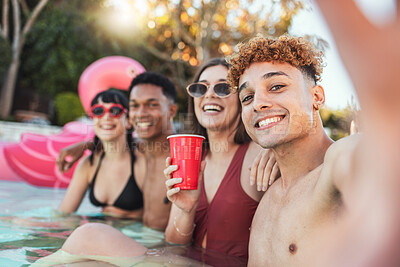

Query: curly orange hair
<box><xmin>227</xmin><ymin>35</ymin><xmax>324</xmax><ymax>90</ymax></box>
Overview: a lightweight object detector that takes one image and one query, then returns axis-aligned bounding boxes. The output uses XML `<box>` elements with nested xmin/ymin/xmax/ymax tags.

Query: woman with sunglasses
<box><xmin>58</xmin><ymin>89</ymin><xmax>144</xmax><ymax>219</ymax></box>
<box><xmin>164</xmin><ymin>58</ymin><xmax>278</xmax><ymax>264</ymax></box>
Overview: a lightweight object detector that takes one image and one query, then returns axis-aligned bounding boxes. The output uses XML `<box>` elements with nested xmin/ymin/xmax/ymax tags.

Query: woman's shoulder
<box><xmin>70</xmin><ymin>153</ymin><xmax>98</xmax><ymax>184</ymax></box>
<box><xmin>76</xmin><ymin>151</ymin><xmax>101</xmax><ymax>170</ymax></box>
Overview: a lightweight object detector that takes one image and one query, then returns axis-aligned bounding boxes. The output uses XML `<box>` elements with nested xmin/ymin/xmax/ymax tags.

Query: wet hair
<box><xmin>89</xmin><ymin>90</ymin><xmax>135</xmax><ymax>165</ymax></box>
<box><xmin>188</xmin><ymin>58</ymin><xmax>251</xmax><ymax>149</ymax></box>
<box><xmin>227</xmin><ymin>35</ymin><xmax>324</xmax><ymax>90</ymax></box>
<box><xmin>128</xmin><ymin>71</ymin><xmax>177</xmax><ymax>103</ymax></box>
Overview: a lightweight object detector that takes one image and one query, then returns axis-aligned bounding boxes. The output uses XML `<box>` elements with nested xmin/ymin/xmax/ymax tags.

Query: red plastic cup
<box><xmin>167</xmin><ymin>134</ymin><xmax>205</xmax><ymax>190</ymax></box>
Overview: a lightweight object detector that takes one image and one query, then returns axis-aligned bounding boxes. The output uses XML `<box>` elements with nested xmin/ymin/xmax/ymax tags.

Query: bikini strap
<box><xmin>92</xmin><ymin>151</ymin><xmax>105</xmax><ymax>181</ymax></box>
<box><xmin>130</xmin><ymin>149</ymin><xmax>135</xmax><ymax>175</ymax></box>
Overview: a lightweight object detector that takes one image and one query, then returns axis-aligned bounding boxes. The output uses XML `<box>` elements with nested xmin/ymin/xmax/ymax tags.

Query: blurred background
<box><xmin>0</xmin><ymin>0</ymin><xmax>394</xmax><ymax>140</ymax></box>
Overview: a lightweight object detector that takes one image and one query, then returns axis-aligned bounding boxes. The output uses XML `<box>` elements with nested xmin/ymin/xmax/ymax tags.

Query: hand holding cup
<box><xmin>164</xmin><ymin>134</ymin><xmax>206</xmax><ymax>213</ymax></box>
<box><xmin>164</xmin><ymin>157</ymin><xmax>206</xmax><ymax>213</ymax></box>
<box><xmin>167</xmin><ymin>134</ymin><xmax>205</xmax><ymax>190</ymax></box>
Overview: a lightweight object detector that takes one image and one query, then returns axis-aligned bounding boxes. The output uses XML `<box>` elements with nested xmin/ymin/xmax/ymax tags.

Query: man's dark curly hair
<box><xmin>227</xmin><ymin>35</ymin><xmax>324</xmax><ymax>90</ymax></box>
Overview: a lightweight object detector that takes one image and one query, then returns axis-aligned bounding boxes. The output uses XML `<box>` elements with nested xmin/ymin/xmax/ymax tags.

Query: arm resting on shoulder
<box><xmin>58</xmin><ymin>141</ymin><xmax>94</xmax><ymax>173</ymax></box>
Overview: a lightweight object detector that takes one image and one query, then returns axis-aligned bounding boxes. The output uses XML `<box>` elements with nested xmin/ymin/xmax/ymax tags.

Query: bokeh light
<box><xmin>100</xmin><ymin>0</ymin><xmax>148</xmax><ymax>38</ymax></box>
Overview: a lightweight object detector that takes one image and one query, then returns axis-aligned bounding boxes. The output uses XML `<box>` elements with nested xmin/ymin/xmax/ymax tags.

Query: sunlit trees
<box><xmin>0</xmin><ymin>0</ymin><xmax>49</xmax><ymax>119</ymax></box>
<box><xmin>66</xmin><ymin>0</ymin><xmax>304</xmax><ymax>90</ymax></box>
<box><xmin>112</xmin><ymin>0</ymin><xmax>305</xmax><ymax>89</ymax></box>
<box><xmin>320</xmin><ymin>101</ymin><xmax>361</xmax><ymax>140</ymax></box>
<box><xmin>88</xmin><ymin>0</ymin><xmax>304</xmax><ymax>111</ymax></box>
<box><xmin>21</xmin><ymin>1</ymin><xmax>112</xmax><ymax>98</ymax></box>
<box><xmin>6</xmin><ymin>0</ymin><xmax>305</xmax><ymax>122</ymax></box>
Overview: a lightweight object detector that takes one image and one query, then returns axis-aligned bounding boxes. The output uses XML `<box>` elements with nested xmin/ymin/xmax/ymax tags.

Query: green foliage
<box><xmin>320</xmin><ymin>106</ymin><xmax>359</xmax><ymax>141</ymax></box>
<box><xmin>54</xmin><ymin>92</ymin><xmax>85</xmax><ymax>125</ymax></box>
<box><xmin>20</xmin><ymin>1</ymin><xmax>148</xmax><ymax>97</ymax></box>
<box><xmin>20</xmin><ymin>4</ymin><xmax>101</xmax><ymax>96</ymax></box>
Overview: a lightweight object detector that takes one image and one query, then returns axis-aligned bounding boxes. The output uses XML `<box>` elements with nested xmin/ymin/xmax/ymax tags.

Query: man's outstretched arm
<box><xmin>314</xmin><ymin>1</ymin><xmax>400</xmax><ymax>266</ymax></box>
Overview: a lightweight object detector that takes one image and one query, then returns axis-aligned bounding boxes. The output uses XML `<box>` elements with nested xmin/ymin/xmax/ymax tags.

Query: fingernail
<box><xmin>250</xmin><ymin>180</ymin><xmax>254</xmax><ymax>186</ymax></box>
<box><xmin>175</xmin><ymin>187</ymin><xmax>180</xmax><ymax>192</ymax></box>
<box><xmin>177</xmin><ymin>178</ymin><xmax>182</xmax><ymax>182</ymax></box>
<box><xmin>257</xmin><ymin>185</ymin><xmax>261</xmax><ymax>191</ymax></box>
<box><xmin>262</xmin><ymin>186</ymin><xmax>266</xmax><ymax>191</ymax></box>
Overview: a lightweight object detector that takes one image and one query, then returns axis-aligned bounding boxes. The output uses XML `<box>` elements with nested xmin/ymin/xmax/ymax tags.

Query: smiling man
<box><xmin>227</xmin><ymin>35</ymin><xmax>358</xmax><ymax>266</ymax></box>
<box><xmin>129</xmin><ymin>72</ymin><xmax>177</xmax><ymax>230</ymax></box>
<box><xmin>127</xmin><ymin>72</ymin><xmax>178</xmax><ymax>230</ymax></box>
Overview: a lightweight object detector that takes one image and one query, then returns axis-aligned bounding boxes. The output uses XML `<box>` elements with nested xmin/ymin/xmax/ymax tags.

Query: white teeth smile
<box><xmin>136</xmin><ymin>122</ymin><xmax>152</xmax><ymax>127</ymax></box>
<box><xmin>203</xmin><ymin>105</ymin><xmax>222</xmax><ymax>112</ymax></box>
<box><xmin>101</xmin><ymin>125</ymin><xmax>114</xmax><ymax>130</ymax></box>
<box><xmin>258</xmin><ymin>117</ymin><xmax>283</xmax><ymax>128</ymax></box>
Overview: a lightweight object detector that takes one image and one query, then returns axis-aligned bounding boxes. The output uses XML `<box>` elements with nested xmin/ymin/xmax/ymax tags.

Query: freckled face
<box><xmin>194</xmin><ymin>65</ymin><xmax>240</xmax><ymax>132</ymax></box>
<box><xmin>129</xmin><ymin>84</ymin><xmax>172</xmax><ymax>140</ymax></box>
<box><xmin>239</xmin><ymin>62</ymin><xmax>315</xmax><ymax>148</ymax></box>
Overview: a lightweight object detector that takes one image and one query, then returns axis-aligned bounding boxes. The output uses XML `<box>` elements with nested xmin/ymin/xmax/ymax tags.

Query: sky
<box><xmin>289</xmin><ymin>0</ymin><xmax>396</xmax><ymax>109</ymax></box>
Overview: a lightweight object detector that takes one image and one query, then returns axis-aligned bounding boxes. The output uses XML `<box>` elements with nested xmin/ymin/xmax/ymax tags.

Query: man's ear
<box><xmin>168</xmin><ymin>103</ymin><xmax>178</xmax><ymax>119</ymax></box>
<box><xmin>312</xmin><ymin>85</ymin><xmax>325</xmax><ymax>110</ymax></box>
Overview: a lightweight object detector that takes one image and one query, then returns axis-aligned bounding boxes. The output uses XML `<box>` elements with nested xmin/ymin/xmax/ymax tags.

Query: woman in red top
<box><xmin>164</xmin><ymin>58</ymin><xmax>278</xmax><ymax>264</ymax></box>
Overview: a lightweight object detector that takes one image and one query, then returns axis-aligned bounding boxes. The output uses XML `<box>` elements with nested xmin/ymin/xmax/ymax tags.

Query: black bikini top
<box><xmin>89</xmin><ymin>151</ymin><xmax>143</xmax><ymax>211</ymax></box>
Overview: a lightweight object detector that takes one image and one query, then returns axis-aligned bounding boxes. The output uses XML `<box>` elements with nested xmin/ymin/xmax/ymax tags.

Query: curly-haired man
<box><xmin>227</xmin><ymin>34</ymin><xmax>361</xmax><ymax>266</ymax></box>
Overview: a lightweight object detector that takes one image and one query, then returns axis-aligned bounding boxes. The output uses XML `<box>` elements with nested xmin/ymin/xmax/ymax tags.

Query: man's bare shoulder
<box><xmin>316</xmin><ymin>134</ymin><xmax>361</xmax><ymax>195</ymax></box>
<box><xmin>324</xmin><ymin>134</ymin><xmax>361</xmax><ymax>162</ymax></box>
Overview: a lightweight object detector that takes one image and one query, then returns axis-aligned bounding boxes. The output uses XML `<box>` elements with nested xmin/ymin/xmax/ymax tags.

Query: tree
<box><xmin>110</xmin><ymin>0</ymin><xmax>304</xmax><ymax>90</ymax></box>
<box><xmin>7</xmin><ymin>0</ymin><xmax>305</xmax><ymax>122</ymax></box>
<box><xmin>87</xmin><ymin>0</ymin><xmax>304</xmax><ymax>112</ymax></box>
<box><xmin>320</xmin><ymin>104</ymin><xmax>360</xmax><ymax>141</ymax></box>
<box><xmin>0</xmin><ymin>0</ymin><xmax>49</xmax><ymax>119</ymax></box>
<box><xmin>20</xmin><ymin>1</ymin><xmax>105</xmax><ymax>97</ymax></box>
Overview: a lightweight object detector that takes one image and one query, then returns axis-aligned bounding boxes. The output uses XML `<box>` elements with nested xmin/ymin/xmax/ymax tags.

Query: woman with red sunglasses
<box><xmin>58</xmin><ymin>90</ymin><xmax>144</xmax><ymax>219</ymax></box>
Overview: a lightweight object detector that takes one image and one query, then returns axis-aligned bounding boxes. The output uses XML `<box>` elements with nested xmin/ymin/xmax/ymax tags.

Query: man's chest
<box><xmin>249</xmin><ymin>181</ymin><xmax>337</xmax><ymax>265</ymax></box>
<box><xmin>135</xmin><ymin>156</ymin><xmax>170</xmax><ymax>224</ymax></box>
<box><xmin>134</xmin><ymin>154</ymin><xmax>165</xmax><ymax>185</ymax></box>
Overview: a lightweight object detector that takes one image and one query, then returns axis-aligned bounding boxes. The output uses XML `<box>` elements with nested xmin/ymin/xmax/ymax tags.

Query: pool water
<box><xmin>0</xmin><ymin>181</ymin><xmax>247</xmax><ymax>267</ymax></box>
<box><xmin>0</xmin><ymin>181</ymin><xmax>168</xmax><ymax>266</ymax></box>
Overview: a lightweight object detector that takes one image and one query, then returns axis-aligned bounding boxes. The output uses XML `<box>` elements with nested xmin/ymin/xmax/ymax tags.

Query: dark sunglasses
<box><xmin>186</xmin><ymin>82</ymin><xmax>232</xmax><ymax>98</ymax></box>
<box><xmin>90</xmin><ymin>104</ymin><xmax>127</xmax><ymax>118</ymax></box>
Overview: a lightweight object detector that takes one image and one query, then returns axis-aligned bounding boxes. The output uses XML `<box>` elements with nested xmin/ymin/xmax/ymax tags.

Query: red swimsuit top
<box><xmin>193</xmin><ymin>143</ymin><xmax>259</xmax><ymax>259</ymax></box>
